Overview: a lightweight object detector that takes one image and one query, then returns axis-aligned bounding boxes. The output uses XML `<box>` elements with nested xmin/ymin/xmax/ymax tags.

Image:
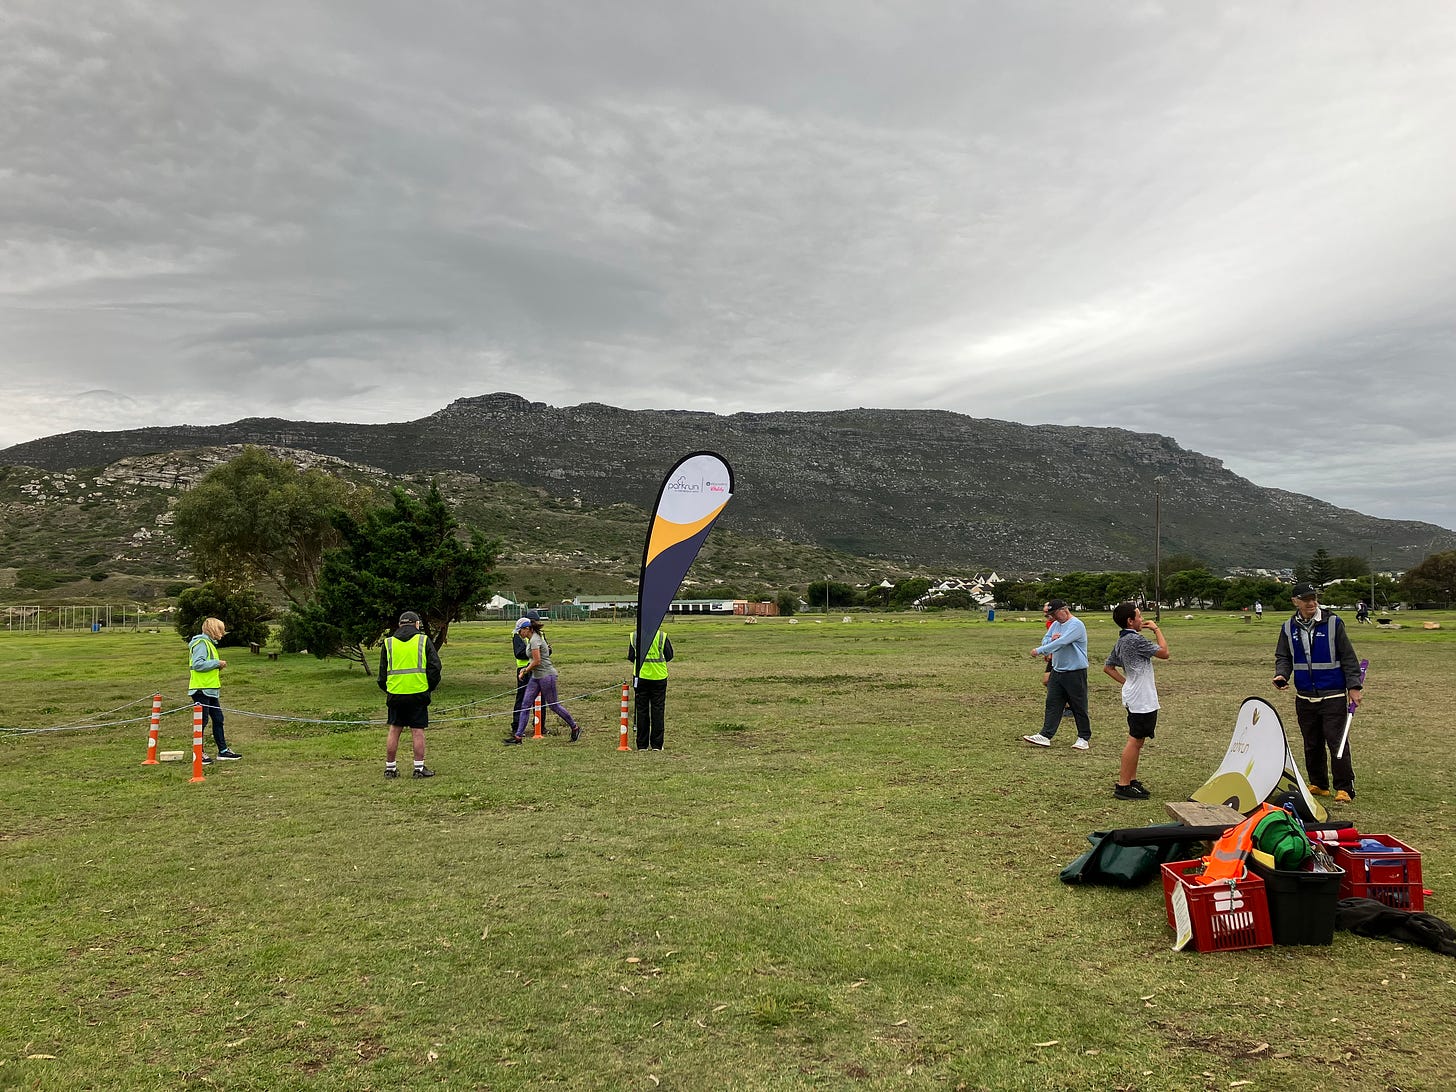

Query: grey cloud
<box><xmin>2</xmin><ymin>1</ymin><xmax>1455</xmax><ymax>533</ymax></box>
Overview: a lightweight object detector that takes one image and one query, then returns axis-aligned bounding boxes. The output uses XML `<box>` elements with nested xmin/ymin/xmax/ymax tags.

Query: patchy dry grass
<box><xmin>2</xmin><ymin>613</ymin><xmax>1454</xmax><ymax>1090</ymax></box>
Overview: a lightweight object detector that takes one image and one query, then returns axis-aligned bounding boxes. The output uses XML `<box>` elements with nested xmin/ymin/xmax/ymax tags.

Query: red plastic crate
<box><xmin>1334</xmin><ymin>835</ymin><xmax>1424</xmax><ymax>911</ymax></box>
<box><xmin>1161</xmin><ymin>859</ymin><xmax>1273</xmax><ymax>952</ymax></box>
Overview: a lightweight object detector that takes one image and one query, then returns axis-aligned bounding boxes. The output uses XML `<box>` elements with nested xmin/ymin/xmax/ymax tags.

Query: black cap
<box><xmin>525</xmin><ymin>609</ymin><xmax>542</xmax><ymax>624</ymax></box>
<box><xmin>1046</xmin><ymin>599</ymin><xmax>1068</xmax><ymax>613</ymax></box>
<box><xmin>1290</xmin><ymin>584</ymin><xmax>1318</xmax><ymax>599</ymax></box>
<box><xmin>399</xmin><ymin>610</ymin><xmax>421</xmax><ymax>624</ymax></box>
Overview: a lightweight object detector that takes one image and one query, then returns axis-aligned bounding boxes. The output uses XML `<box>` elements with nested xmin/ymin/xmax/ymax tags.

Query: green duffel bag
<box><xmin>1252</xmin><ymin>809</ymin><xmax>1312</xmax><ymax>870</ymax></box>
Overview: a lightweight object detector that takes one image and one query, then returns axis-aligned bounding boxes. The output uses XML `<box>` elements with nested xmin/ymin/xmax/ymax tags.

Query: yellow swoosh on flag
<box><xmin>645</xmin><ymin>502</ymin><xmax>730</xmax><ymax>565</ymax></box>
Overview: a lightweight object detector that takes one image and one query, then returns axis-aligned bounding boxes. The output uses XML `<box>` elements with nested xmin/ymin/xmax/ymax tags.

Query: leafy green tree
<box><xmin>774</xmin><ymin>591</ymin><xmax>798</xmax><ymax>617</ymax></box>
<box><xmin>928</xmin><ymin>588</ymin><xmax>977</xmax><ymax>610</ymax></box>
<box><xmin>1103</xmin><ymin>572</ymin><xmax>1146</xmax><ymax>606</ymax></box>
<box><xmin>1400</xmin><ymin>550</ymin><xmax>1456</xmax><ymax>606</ymax></box>
<box><xmin>1327</xmin><ymin>554</ymin><xmax>1371</xmax><ymax>581</ymax></box>
<box><xmin>291</xmin><ymin>483</ymin><xmax>497</xmax><ymax>668</ymax></box>
<box><xmin>889</xmin><ymin>577</ymin><xmax>931</xmax><ymax>608</ymax></box>
<box><xmin>807</xmin><ymin>579</ymin><xmax>860</xmax><ymax>609</ymax></box>
<box><xmin>1148</xmin><ymin>552</ymin><xmax>1204</xmax><ymax>584</ymax></box>
<box><xmin>861</xmin><ymin>584</ymin><xmax>893</xmax><ymax>609</ymax></box>
<box><xmin>1223</xmin><ymin>577</ymin><xmax>1291</xmax><ymax>611</ymax></box>
<box><xmin>1050</xmin><ymin>572</ymin><xmax>1119</xmax><ymax>611</ymax></box>
<box><xmin>1163</xmin><ymin>568</ymin><xmax>1224</xmax><ymax>608</ymax></box>
<box><xmin>992</xmin><ymin>579</ymin><xmax>1051</xmax><ymax>611</ymax></box>
<box><xmin>172</xmin><ymin>446</ymin><xmax>371</xmax><ymax>605</ymax></box>
<box><xmin>174</xmin><ymin>582</ymin><xmax>274</xmax><ymax>647</ymax></box>
<box><xmin>1321</xmin><ymin>578</ymin><xmax>1394</xmax><ymax>607</ymax></box>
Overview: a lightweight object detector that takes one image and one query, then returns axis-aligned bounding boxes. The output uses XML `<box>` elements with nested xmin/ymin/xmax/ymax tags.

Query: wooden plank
<box><xmin>1165</xmin><ymin>800</ymin><xmax>1244</xmax><ymax>827</ymax></box>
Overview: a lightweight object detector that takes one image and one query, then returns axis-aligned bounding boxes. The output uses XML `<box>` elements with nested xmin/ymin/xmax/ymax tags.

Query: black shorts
<box><xmin>386</xmin><ymin>693</ymin><xmax>430</xmax><ymax>729</ymax></box>
<box><xmin>1126</xmin><ymin>709</ymin><xmax>1157</xmax><ymax>740</ymax></box>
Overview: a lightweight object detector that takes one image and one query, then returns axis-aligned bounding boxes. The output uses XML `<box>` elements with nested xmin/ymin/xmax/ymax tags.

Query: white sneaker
<box><xmin>1072</xmin><ymin>737</ymin><xmax>1090</xmax><ymax>751</ymax></box>
<box><xmin>1022</xmin><ymin>733</ymin><xmax>1053</xmax><ymax>747</ymax></box>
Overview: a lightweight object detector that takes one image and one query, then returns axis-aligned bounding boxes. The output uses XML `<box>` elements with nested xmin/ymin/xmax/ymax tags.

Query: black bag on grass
<box><xmin>1060</xmin><ymin>824</ymin><xmax>1202</xmax><ymax>888</ymax></box>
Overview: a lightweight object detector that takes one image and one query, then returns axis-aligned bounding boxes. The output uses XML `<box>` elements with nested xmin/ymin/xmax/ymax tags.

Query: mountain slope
<box><xmin>0</xmin><ymin>449</ymin><xmax>886</xmax><ymax>604</ymax></box>
<box><xmin>4</xmin><ymin>393</ymin><xmax>1451</xmax><ymax>571</ymax></box>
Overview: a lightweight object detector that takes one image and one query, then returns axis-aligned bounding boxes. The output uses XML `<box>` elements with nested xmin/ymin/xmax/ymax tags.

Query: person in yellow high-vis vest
<box><xmin>505</xmin><ymin>615</ymin><xmax>580</xmax><ymax>744</ymax></box>
<box><xmin>378</xmin><ymin>610</ymin><xmax>442</xmax><ymax>779</ymax></box>
<box><xmin>628</xmin><ymin>627</ymin><xmax>674</xmax><ymax>751</ymax></box>
<box><xmin>188</xmin><ymin>616</ymin><xmax>240</xmax><ymax>763</ymax></box>
<box><xmin>510</xmin><ymin>616</ymin><xmax>532</xmax><ymax>729</ymax></box>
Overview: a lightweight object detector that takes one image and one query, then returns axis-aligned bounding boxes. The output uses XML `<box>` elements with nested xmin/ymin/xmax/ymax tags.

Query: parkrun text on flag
<box><xmin>634</xmin><ymin>452</ymin><xmax>735</xmax><ymax>680</ymax></box>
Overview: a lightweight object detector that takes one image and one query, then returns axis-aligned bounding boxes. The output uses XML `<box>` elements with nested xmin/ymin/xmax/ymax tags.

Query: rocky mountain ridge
<box><xmin>4</xmin><ymin>393</ymin><xmax>1452</xmax><ymax>571</ymax></box>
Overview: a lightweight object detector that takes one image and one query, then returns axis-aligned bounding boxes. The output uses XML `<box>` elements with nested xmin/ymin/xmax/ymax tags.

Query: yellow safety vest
<box><xmin>384</xmin><ymin>634</ymin><xmax>429</xmax><ymax>695</ymax></box>
<box><xmin>636</xmin><ymin>630</ymin><xmax>669</xmax><ymax>681</ymax></box>
<box><xmin>512</xmin><ymin>626</ymin><xmax>531</xmax><ymax>670</ymax></box>
<box><xmin>188</xmin><ymin>635</ymin><xmax>221</xmax><ymax>690</ymax></box>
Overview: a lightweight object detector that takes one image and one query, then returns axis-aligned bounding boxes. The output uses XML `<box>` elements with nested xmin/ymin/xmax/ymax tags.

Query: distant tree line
<box><xmin>780</xmin><ymin>545</ymin><xmax>1445</xmax><ymax>614</ymax></box>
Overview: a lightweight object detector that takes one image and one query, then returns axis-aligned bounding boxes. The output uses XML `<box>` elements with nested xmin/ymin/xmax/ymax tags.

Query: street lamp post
<box><xmin>1153</xmin><ymin>477</ymin><xmax>1163</xmax><ymax>623</ymax></box>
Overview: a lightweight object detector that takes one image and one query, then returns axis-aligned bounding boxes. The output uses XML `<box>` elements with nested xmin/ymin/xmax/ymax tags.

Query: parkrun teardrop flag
<box><xmin>634</xmin><ymin>452</ymin><xmax>735</xmax><ymax>680</ymax></box>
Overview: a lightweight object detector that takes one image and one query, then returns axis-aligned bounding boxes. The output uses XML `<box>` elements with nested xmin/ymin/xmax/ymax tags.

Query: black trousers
<box><xmin>635</xmin><ymin>677</ymin><xmax>668</xmax><ymax>750</ymax></box>
<box><xmin>1042</xmin><ymin>669</ymin><xmax>1091</xmax><ymax>740</ymax></box>
<box><xmin>1296</xmin><ymin>695</ymin><xmax>1355</xmax><ymax>795</ymax></box>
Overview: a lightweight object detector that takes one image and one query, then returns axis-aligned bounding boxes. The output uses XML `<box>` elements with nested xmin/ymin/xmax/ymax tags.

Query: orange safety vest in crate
<box><xmin>1196</xmin><ymin>803</ymin><xmax>1282</xmax><ymax>885</ymax></box>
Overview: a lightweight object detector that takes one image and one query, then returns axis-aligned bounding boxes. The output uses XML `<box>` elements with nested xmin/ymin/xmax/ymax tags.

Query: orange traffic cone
<box><xmin>188</xmin><ymin>703</ymin><xmax>206</xmax><ymax>783</ymax></box>
<box><xmin>141</xmin><ymin>693</ymin><xmax>162</xmax><ymax>764</ymax></box>
<box><xmin>532</xmin><ymin>696</ymin><xmax>543</xmax><ymax>739</ymax></box>
<box><xmin>618</xmin><ymin>680</ymin><xmax>631</xmax><ymax>751</ymax></box>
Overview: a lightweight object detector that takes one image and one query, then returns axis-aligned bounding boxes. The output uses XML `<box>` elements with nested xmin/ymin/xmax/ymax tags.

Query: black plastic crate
<box><xmin>1248</xmin><ymin>858</ymin><xmax>1344</xmax><ymax>946</ymax></box>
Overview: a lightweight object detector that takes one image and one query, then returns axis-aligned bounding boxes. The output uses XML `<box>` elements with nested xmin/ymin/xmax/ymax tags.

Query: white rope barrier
<box><xmin>1</xmin><ymin>702</ymin><xmax>195</xmax><ymax>735</ymax></box>
<box><xmin>4</xmin><ymin>681</ymin><xmax>628</xmax><ymax>735</ymax></box>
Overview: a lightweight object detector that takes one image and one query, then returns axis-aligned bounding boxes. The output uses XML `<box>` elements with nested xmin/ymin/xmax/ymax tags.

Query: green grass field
<box><xmin>3</xmin><ymin>613</ymin><xmax>1454</xmax><ymax>1091</ymax></box>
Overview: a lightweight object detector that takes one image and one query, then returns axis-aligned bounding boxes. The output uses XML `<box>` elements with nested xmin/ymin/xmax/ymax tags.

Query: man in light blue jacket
<box><xmin>1023</xmin><ymin>599</ymin><xmax>1093</xmax><ymax>750</ymax></box>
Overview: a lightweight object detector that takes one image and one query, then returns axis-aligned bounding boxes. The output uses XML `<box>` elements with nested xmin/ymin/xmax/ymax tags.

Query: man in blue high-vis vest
<box><xmin>1274</xmin><ymin>583</ymin><xmax>1365</xmax><ymax>803</ymax></box>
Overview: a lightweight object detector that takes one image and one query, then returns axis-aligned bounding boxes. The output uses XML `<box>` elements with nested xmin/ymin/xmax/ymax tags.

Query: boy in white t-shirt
<box><xmin>1102</xmin><ymin>602</ymin><xmax>1170</xmax><ymax>800</ymax></box>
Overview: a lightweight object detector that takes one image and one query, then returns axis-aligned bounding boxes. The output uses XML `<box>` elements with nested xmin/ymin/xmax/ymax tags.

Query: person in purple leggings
<box><xmin>504</xmin><ymin>615</ymin><xmax>580</xmax><ymax>744</ymax></box>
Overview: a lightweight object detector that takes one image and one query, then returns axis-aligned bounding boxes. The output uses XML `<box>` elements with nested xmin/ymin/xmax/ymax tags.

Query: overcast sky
<box><xmin>4</xmin><ymin>2</ymin><xmax>1455</xmax><ymax>527</ymax></box>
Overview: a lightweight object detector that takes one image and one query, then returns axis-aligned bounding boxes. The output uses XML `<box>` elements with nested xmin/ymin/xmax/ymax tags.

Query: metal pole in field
<box><xmin>1153</xmin><ymin>479</ymin><xmax>1163</xmax><ymax>623</ymax></box>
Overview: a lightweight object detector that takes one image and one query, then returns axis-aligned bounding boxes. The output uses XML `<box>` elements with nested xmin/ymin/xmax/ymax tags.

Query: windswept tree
<box><xmin>1400</xmin><ymin>550</ymin><xmax>1456</xmax><ymax>606</ymax></box>
<box><xmin>888</xmin><ymin>577</ymin><xmax>930</xmax><ymax>608</ymax></box>
<box><xmin>172</xmin><ymin>446</ymin><xmax>371</xmax><ymax>605</ymax></box>
<box><xmin>283</xmin><ymin>483</ymin><xmax>497</xmax><ymax>670</ymax></box>
<box><xmin>173</xmin><ymin>583</ymin><xmax>274</xmax><ymax>648</ymax></box>
<box><xmin>806</xmin><ymin>579</ymin><xmax>862</xmax><ymax>609</ymax></box>
<box><xmin>1326</xmin><ymin>554</ymin><xmax>1372</xmax><ymax>581</ymax></box>
<box><xmin>1147</xmin><ymin>552</ymin><xmax>1205</xmax><ymax>586</ymax></box>
<box><xmin>1162</xmin><ymin>567</ymin><xmax>1225</xmax><ymax>608</ymax></box>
